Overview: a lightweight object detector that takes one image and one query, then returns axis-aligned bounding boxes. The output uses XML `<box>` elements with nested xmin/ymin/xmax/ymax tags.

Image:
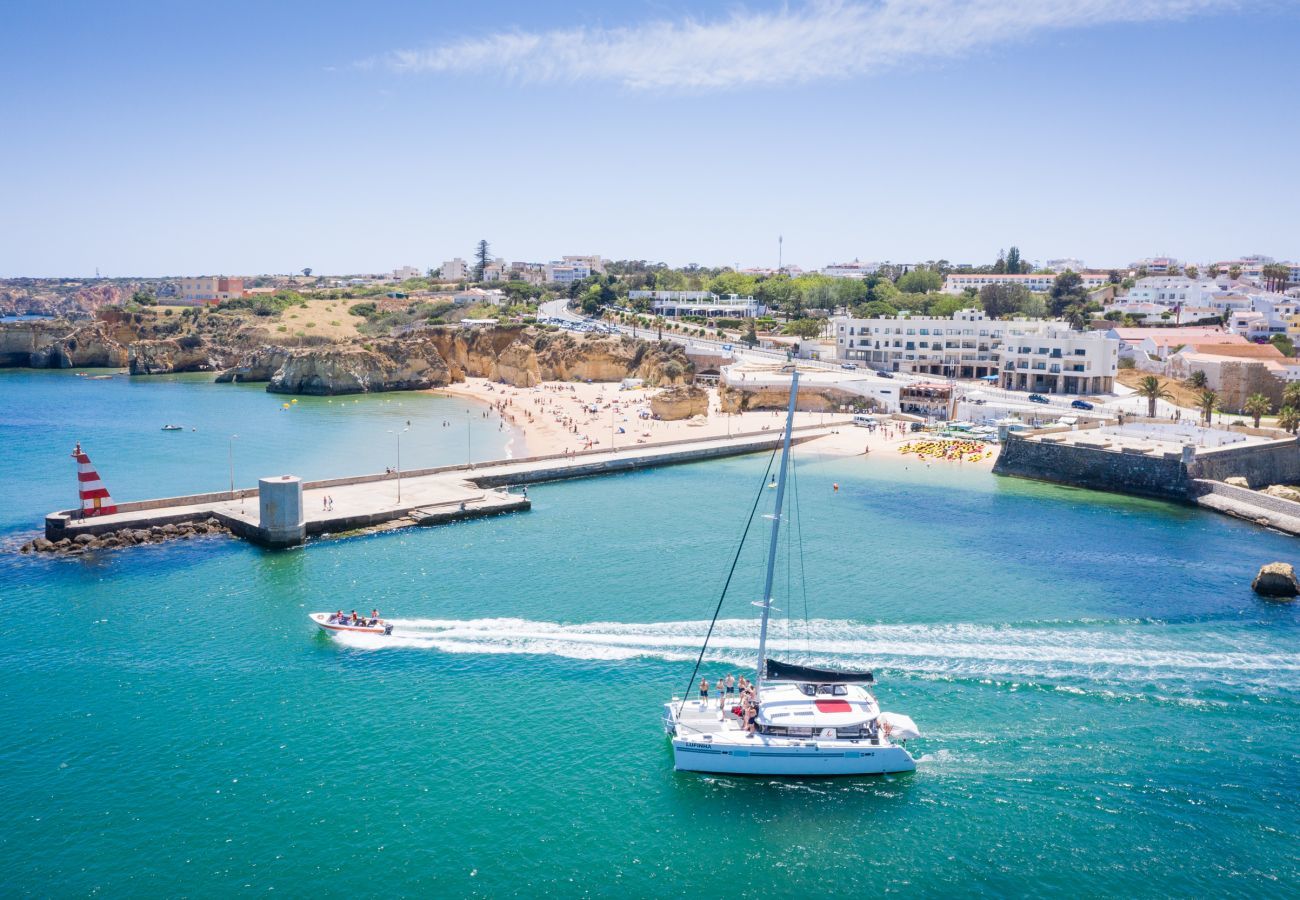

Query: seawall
<box><xmin>992</xmin><ymin>434</ymin><xmax>1190</xmax><ymax>500</ymax></box>
<box><xmin>994</xmin><ymin>429</ymin><xmax>1300</xmax><ymax>504</ymax></box>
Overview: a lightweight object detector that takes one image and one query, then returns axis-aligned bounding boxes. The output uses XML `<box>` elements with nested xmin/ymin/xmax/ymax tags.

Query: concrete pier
<box><xmin>43</xmin><ymin>425</ymin><xmax>838</xmax><ymax>549</ymax></box>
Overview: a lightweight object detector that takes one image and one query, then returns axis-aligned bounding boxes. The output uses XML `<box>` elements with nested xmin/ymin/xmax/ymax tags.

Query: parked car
<box><xmin>840</xmin><ymin>363</ymin><xmax>858</xmax><ymax>371</ymax></box>
<box><xmin>1028</xmin><ymin>393</ymin><xmax>1050</xmax><ymax>404</ymax></box>
<box><xmin>875</xmin><ymin>370</ymin><xmax>894</xmax><ymax>379</ymax></box>
<box><xmin>1071</xmin><ymin>399</ymin><xmax>1094</xmax><ymax>410</ymax></box>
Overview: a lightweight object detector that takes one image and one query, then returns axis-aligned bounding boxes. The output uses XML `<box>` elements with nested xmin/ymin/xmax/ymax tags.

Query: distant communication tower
<box><xmin>778</xmin><ymin>235</ymin><xmax>783</xmax><ymax>273</ymax></box>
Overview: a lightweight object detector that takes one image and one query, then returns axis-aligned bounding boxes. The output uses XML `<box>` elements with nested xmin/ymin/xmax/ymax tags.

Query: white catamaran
<box><xmin>662</xmin><ymin>370</ymin><xmax>920</xmax><ymax>777</ymax></box>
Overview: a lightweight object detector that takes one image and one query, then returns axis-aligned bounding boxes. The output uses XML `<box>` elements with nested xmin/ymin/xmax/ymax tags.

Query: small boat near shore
<box><xmin>161</xmin><ymin>424</ymin><xmax>183</xmax><ymax>431</ymax></box>
<box><xmin>309</xmin><ymin>612</ymin><xmax>393</xmax><ymax>635</ymax></box>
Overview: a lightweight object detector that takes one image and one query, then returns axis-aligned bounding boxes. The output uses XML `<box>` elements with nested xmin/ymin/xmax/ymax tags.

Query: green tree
<box><xmin>131</xmin><ymin>290</ymin><xmax>156</xmax><ymax>306</ymax></box>
<box><xmin>473</xmin><ymin>239</ymin><xmax>491</xmax><ymax>281</ymax></box>
<box><xmin>896</xmin><ymin>268</ymin><xmax>942</xmax><ymax>294</ymax></box>
<box><xmin>1136</xmin><ymin>375</ymin><xmax>1173</xmax><ymax>419</ymax></box>
<box><xmin>1184</xmin><ymin>265</ymin><xmax>1198</xmax><ymax>280</ymax></box>
<box><xmin>978</xmin><ymin>282</ymin><xmax>1031</xmax><ymax>318</ymax></box>
<box><xmin>741</xmin><ymin>321</ymin><xmax>759</xmax><ymax>347</ymax></box>
<box><xmin>1185</xmin><ymin>370</ymin><xmax>1208</xmax><ymax>389</ymax></box>
<box><xmin>1262</xmin><ymin>263</ymin><xmax>1290</xmax><ymax>293</ymax></box>
<box><xmin>1279</xmin><ymin>406</ymin><xmax>1300</xmax><ymax>434</ymax></box>
<box><xmin>1284</xmin><ymin>381</ymin><xmax>1300</xmax><ymax>410</ymax></box>
<box><xmin>1229</xmin><ymin>265</ymin><xmax>1242</xmax><ymax>280</ymax></box>
<box><xmin>1197</xmin><ymin>388</ymin><xmax>1219</xmax><ymax>425</ymax></box>
<box><xmin>1064</xmin><ymin>305</ymin><xmax>1089</xmax><ymax>331</ymax></box>
<box><xmin>1049</xmin><ymin>271</ymin><xmax>1087</xmax><ymax>317</ymax></box>
<box><xmin>1204</xmin><ymin>264</ymin><xmax>1220</xmax><ymax>279</ymax></box>
<box><xmin>784</xmin><ymin>318</ymin><xmax>824</xmax><ymax>339</ymax></box>
<box><xmin>1005</xmin><ymin>246</ymin><xmax>1023</xmax><ymax>275</ymax></box>
<box><xmin>1244</xmin><ymin>393</ymin><xmax>1272</xmax><ymax>428</ymax></box>
<box><xmin>1270</xmin><ymin>333</ymin><xmax>1295</xmax><ymax>357</ymax></box>
<box><xmin>856</xmin><ymin>300</ymin><xmax>899</xmax><ymax>318</ymax></box>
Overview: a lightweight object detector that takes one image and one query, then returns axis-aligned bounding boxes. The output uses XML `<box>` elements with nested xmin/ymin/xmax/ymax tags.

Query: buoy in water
<box><xmin>833</xmin><ymin>483</ymin><xmax>839</xmax><ymax>492</ymax></box>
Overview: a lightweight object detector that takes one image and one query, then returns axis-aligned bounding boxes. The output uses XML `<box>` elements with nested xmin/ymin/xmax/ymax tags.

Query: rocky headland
<box><xmin>2</xmin><ymin>311</ymin><xmax>694</xmax><ymax>396</ymax></box>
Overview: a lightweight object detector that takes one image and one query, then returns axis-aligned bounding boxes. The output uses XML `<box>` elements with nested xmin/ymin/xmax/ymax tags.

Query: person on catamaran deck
<box><xmin>699</xmin><ymin>678</ymin><xmax>709</xmax><ymax>701</ymax></box>
<box><xmin>725</xmin><ymin>674</ymin><xmax>735</xmax><ymax>697</ymax></box>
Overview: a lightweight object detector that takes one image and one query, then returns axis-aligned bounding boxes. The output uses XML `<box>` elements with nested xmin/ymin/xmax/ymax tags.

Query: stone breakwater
<box><xmin>19</xmin><ymin>518</ymin><xmax>231</xmax><ymax>556</ymax></box>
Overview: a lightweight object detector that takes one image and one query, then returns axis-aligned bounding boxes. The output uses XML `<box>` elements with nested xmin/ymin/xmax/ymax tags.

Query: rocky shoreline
<box><xmin>18</xmin><ymin>518</ymin><xmax>232</xmax><ymax>556</ymax></box>
<box><xmin>1</xmin><ymin>314</ymin><xmax>694</xmax><ymax>396</ymax></box>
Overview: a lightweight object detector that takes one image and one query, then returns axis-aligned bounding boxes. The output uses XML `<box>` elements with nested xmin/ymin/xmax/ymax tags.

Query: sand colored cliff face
<box><xmin>427</xmin><ymin>328</ymin><xmax>693</xmax><ymax>388</ymax></box>
<box><xmin>266</xmin><ymin>336</ymin><xmax>454</xmax><ymax>395</ymax></box>
<box><xmin>719</xmin><ymin>383</ymin><xmax>879</xmax><ymax>413</ymax></box>
<box><xmin>650</xmin><ymin>385</ymin><xmax>709</xmax><ymax>420</ymax></box>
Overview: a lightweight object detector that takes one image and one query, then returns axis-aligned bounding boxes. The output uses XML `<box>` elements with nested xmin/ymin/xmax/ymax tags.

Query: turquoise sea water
<box><xmin>0</xmin><ymin>370</ymin><xmax>1297</xmax><ymax>896</ymax></box>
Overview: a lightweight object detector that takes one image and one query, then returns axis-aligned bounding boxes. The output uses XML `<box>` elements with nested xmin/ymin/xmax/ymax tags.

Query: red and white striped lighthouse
<box><xmin>72</xmin><ymin>442</ymin><xmax>116</xmax><ymax>517</ymax></box>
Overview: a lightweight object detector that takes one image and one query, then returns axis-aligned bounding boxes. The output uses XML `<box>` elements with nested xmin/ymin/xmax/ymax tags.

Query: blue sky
<box><xmin>3</xmin><ymin>0</ymin><xmax>1298</xmax><ymax>276</ymax></box>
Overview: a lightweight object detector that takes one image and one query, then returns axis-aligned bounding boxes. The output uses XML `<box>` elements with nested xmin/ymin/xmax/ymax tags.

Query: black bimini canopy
<box><xmin>765</xmin><ymin>659</ymin><xmax>874</xmax><ymax>683</ymax></box>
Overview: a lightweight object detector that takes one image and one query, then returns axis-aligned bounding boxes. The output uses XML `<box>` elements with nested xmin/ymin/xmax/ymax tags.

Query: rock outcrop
<box><xmin>128</xmin><ymin>338</ymin><xmax>216</xmax><ymax>375</ymax></box>
<box><xmin>266</xmin><ymin>336</ymin><xmax>453</xmax><ymax>395</ymax></box>
<box><xmin>4</xmin><ymin>320</ymin><xmax>130</xmax><ymax>368</ymax></box>
<box><xmin>719</xmin><ymin>382</ymin><xmax>878</xmax><ymax>414</ymax></box>
<box><xmin>1251</xmin><ymin>562</ymin><xmax>1299</xmax><ymax>598</ymax></box>
<box><xmin>1262</xmin><ymin>484</ymin><xmax>1300</xmax><ymax>503</ymax></box>
<box><xmin>215</xmin><ymin>347</ymin><xmax>292</xmax><ymax>383</ymax></box>
<box><xmin>650</xmin><ymin>385</ymin><xmax>709</xmax><ymax>420</ymax></box>
<box><xmin>19</xmin><ymin>518</ymin><xmax>231</xmax><ymax>555</ymax></box>
<box><xmin>427</xmin><ymin>328</ymin><xmax>692</xmax><ymax>388</ymax></box>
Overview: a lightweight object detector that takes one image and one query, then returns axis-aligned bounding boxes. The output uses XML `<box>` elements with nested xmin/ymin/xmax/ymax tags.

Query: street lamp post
<box><xmin>228</xmin><ymin>434</ymin><xmax>239</xmax><ymax>504</ymax></box>
<box><xmin>466</xmin><ymin>410</ymin><xmax>472</xmax><ymax>468</ymax></box>
<box><xmin>388</xmin><ymin>425</ymin><xmax>410</xmax><ymax>504</ymax></box>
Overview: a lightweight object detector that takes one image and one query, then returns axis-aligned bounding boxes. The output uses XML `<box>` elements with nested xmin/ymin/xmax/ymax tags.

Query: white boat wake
<box><xmin>327</xmin><ymin>617</ymin><xmax>1300</xmax><ymax>691</ymax></box>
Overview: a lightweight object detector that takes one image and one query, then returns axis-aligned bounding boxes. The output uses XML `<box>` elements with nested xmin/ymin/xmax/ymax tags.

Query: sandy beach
<box><xmin>434</xmin><ymin>377</ymin><xmax>997</xmax><ymax>467</ymax></box>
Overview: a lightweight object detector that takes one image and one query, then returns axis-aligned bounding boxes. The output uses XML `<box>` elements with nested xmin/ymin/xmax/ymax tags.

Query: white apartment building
<box><xmin>1211</xmin><ymin>256</ymin><xmax>1300</xmax><ymax>287</ymax></box>
<box><xmin>561</xmin><ymin>255</ymin><xmax>605</xmax><ymax>275</ymax></box>
<box><xmin>628</xmin><ymin>291</ymin><xmax>766</xmax><ymax>318</ymax></box>
<box><xmin>1130</xmin><ymin>257</ymin><xmax>1181</xmax><ymax>274</ymax></box>
<box><xmin>393</xmin><ymin>266</ymin><xmax>421</xmax><ymax>280</ymax></box>
<box><xmin>832</xmin><ymin>308</ymin><xmax>1118</xmax><ymax>394</ymax></box>
<box><xmin>544</xmin><ymin>261</ymin><xmax>591</xmax><ymax>283</ymax></box>
<box><xmin>941</xmin><ymin>272</ymin><xmax>1109</xmax><ymax>295</ymax></box>
<box><xmin>440</xmin><ymin>258</ymin><xmax>467</xmax><ymax>281</ymax></box>
<box><xmin>481</xmin><ymin>258</ymin><xmax>509</xmax><ymax>281</ymax></box>
<box><xmin>1045</xmin><ymin>258</ymin><xmax>1087</xmax><ymax>273</ymax></box>
<box><xmin>821</xmin><ymin>260</ymin><xmax>881</xmax><ymax>279</ymax></box>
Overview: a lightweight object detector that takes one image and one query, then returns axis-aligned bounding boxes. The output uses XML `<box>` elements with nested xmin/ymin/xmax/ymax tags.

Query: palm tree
<box><xmin>1198</xmin><ymin>388</ymin><xmax>1219</xmax><ymax>425</ymax></box>
<box><xmin>1278</xmin><ymin>406</ymin><xmax>1300</xmax><ymax>434</ymax></box>
<box><xmin>1244</xmin><ymin>393</ymin><xmax>1272</xmax><ymax>428</ymax></box>
<box><xmin>1185</xmin><ymin>370</ymin><xmax>1208</xmax><ymax>389</ymax></box>
<box><xmin>1136</xmin><ymin>374</ymin><xmax>1173</xmax><ymax>418</ymax></box>
<box><xmin>1283</xmin><ymin>381</ymin><xmax>1300</xmax><ymax>410</ymax></box>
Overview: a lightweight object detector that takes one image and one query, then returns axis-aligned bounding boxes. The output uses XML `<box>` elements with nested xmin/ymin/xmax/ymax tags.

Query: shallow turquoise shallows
<box><xmin>1</xmin><ymin>370</ymin><xmax>1297</xmax><ymax>896</ymax></box>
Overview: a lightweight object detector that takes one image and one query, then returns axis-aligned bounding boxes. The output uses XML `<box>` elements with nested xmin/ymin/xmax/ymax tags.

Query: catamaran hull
<box><xmin>671</xmin><ymin>737</ymin><xmax>915</xmax><ymax>777</ymax></box>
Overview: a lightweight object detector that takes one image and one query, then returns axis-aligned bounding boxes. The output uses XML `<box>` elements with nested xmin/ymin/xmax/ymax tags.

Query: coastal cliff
<box><xmin>266</xmin><ymin>337</ymin><xmax>453</xmax><ymax>395</ymax></box>
<box><xmin>0</xmin><ymin>320</ymin><xmax>129</xmax><ymax>368</ymax></box>
<box><xmin>427</xmin><ymin>328</ymin><xmax>691</xmax><ymax>388</ymax></box>
<box><xmin>2</xmin><ymin>313</ymin><xmax>694</xmax><ymax>396</ymax></box>
<box><xmin>719</xmin><ymin>382</ymin><xmax>876</xmax><ymax>413</ymax></box>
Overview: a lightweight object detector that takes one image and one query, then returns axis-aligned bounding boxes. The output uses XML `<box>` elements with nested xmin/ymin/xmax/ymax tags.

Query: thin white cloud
<box><xmin>381</xmin><ymin>0</ymin><xmax>1242</xmax><ymax>90</ymax></box>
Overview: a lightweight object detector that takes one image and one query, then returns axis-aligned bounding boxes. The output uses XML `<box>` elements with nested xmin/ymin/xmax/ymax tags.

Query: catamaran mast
<box><xmin>755</xmin><ymin>369</ymin><xmax>799</xmax><ymax>694</ymax></box>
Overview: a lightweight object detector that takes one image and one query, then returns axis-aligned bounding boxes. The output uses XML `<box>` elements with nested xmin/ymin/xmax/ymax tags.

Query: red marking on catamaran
<box><xmin>72</xmin><ymin>442</ymin><xmax>116</xmax><ymax>516</ymax></box>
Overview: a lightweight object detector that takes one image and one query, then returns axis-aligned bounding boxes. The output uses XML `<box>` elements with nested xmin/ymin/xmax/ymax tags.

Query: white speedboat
<box><xmin>309</xmin><ymin>612</ymin><xmax>394</xmax><ymax>635</ymax></box>
<box><xmin>662</xmin><ymin>370</ymin><xmax>920</xmax><ymax>777</ymax></box>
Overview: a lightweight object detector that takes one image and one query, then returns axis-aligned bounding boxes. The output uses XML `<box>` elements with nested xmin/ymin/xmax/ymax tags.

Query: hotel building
<box><xmin>832</xmin><ymin>308</ymin><xmax>1118</xmax><ymax>394</ymax></box>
